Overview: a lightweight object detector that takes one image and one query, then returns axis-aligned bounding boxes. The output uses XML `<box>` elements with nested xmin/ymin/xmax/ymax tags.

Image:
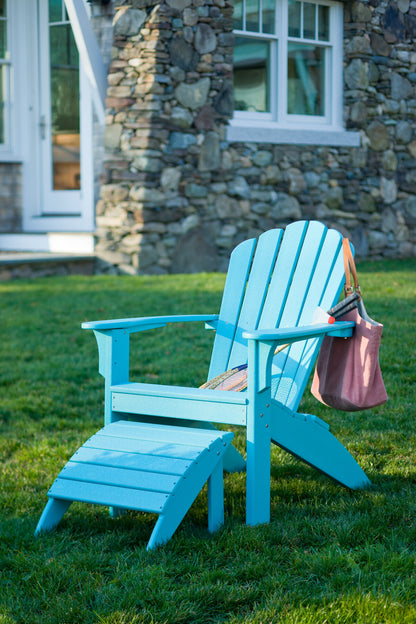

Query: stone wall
<box><xmin>97</xmin><ymin>0</ymin><xmax>416</xmax><ymax>274</ymax></box>
<box><xmin>0</xmin><ymin>163</ymin><xmax>22</xmax><ymax>232</ymax></box>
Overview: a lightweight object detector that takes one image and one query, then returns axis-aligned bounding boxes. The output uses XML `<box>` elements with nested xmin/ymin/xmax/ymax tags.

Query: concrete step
<box><xmin>0</xmin><ymin>252</ymin><xmax>95</xmax><ymax>280</ymax></box>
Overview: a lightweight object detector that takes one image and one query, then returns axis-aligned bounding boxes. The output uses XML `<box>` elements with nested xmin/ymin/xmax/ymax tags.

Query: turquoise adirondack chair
<box><xmin>36</xmin><ymin>221</ymin><xmax>370</xmax><ymax>548</ymax></box>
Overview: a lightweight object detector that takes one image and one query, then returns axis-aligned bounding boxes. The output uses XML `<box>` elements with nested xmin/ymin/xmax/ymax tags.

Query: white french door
<box><xmin>23</xmin><ymin>0</ymin><xmax>94</xmax><ymax>231</ymax></box>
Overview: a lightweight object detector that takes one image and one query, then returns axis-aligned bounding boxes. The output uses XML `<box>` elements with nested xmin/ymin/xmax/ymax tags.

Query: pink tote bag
<box><xmin>311</xmin><ymin>240</ymin><xmax>388</xmax><ymax>411</ymax></box>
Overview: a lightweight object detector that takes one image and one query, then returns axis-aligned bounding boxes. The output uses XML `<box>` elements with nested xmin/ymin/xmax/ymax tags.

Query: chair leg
<box><xmin>271</xmin><ymin>408</ymin><xmax>370</xmax><ymax>489</ymax></box>
<box><xmin>207</xmin><ymin>460</ymin><xmax>224</xmax><ymax>533</ymax></box>
<box><xmin>109</xmin><ymin>506</ymin><xmax>126</xmax><ymax>519</ymax></box>
<box><xmin>35</xmin><ymin>498</ymin><xmax>72</xmax><ymax>535</ymax></box>
<box><xmin>246</xmin><ymin>436</ymin><xmax>271</xmax><ymax>526</ymax></box>
<box><xmin>146</xmin><ymin>514</ymin><xmax>179</xmax><ymax>550</ymax></box>
<box><xmin>147</xmin><ymin>455</ymin><xmax>228</xmax><ymax>550</ymax></box>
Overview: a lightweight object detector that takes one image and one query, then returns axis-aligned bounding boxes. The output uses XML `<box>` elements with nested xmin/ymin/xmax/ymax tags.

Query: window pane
<box><xmin>318</xmin><ymin>5</ymin><xmax>329</xmax><ymax>41</ymax></box>
<box><xmin>233</xmin><ymin>0</ymin><xmax>243</xmax><ymax>30</ymax></box>
<box><xmin>0</xmin><ymin>64</ymin><xmax>5</xmax><ymax>143</ymax></box>
<box><xmin>287</xmin><ymin>43</ymin><xmax>325</xmax><ymax>116</ymax></box>
<box><xmin>49</xmin><ymin>0</ymin><xmax>63</xmax><ymax>23</ymax></box>
<box><xmin>262</xmin><ymin>0</ymin><xmax>276</xmax><ymax>34</ymax></box>
<box><xmin>234</xmin><ymin>37</ymin><xmax>270</xmax><ymax>113</ymax></box>
<box><xmin>0</xmin><ymin>0</ymin><xmax>6</xmax><ymax>18</ymax></box>
<box><xmin>0</xmin><ymin>21</ymin><xmax>6</xmax><ymax>58</ymax></box>
<box><xmin>303</xmin><ymin>3</ymin><xmax>316</xmax><ymax>39</ymax></box>
<box><xmin>246</xmin><ymin>0</ymin><xmax>260</xmax><ymax>32</ymax></box>
<box><xmin>288</xmin><ymin>0</ymin><xmax>301</xmax><ymax>38</ymax></box>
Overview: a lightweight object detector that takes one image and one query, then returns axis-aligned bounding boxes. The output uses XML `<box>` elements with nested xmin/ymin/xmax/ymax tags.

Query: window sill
<box><xmin>226</xmin><ymin>122</ymin><xmax>361</xmax><ymax>147</ymax></box>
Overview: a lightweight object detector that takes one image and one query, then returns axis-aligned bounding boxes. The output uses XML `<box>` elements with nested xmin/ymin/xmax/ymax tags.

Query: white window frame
<box><xmin>228</xmin><ymin>0</ymin><xmax>360</xmax><ymax>146</ymax></box>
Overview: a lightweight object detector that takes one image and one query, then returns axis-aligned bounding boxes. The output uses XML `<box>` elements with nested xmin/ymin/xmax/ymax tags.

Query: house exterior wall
<box><xmin>0</xmin><ymin>163</ymin><xmax>22</xmax><ymax>232</ymax></box>
<box><xmin>96</xmin><ymin>0</ymin><xmax>416</xmax><ymax>274</ymax></box>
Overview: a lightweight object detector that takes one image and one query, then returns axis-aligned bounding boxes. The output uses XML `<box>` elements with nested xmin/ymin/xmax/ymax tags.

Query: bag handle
<box><xmin>342</xmin><ymin>238</ymin><xmax>361</xmax><ymax>296</ymax></box>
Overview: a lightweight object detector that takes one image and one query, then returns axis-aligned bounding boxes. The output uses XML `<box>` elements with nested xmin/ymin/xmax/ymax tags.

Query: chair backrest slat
<box><xmin>207</xmin><ymin>237</ymin><xmax>257</xmax><ymax>380</ymax></box>
<box><xmin>227</xmin><ymin>228</ymin><xmax>283</xmax><ymax>370</ymax></box>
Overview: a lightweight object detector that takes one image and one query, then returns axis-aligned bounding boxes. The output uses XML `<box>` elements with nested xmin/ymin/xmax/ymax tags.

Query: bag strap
<box><xmin>342</xmin><ymin>238</ymin><xmax>361</xmax><ymax>296</ymax></box>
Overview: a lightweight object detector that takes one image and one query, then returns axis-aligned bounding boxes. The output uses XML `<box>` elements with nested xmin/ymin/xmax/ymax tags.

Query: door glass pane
<box><xmin>233</xmin><ymin>0</ymin><xmax>243</xmax><ymax>30</ymax></box>
<box><xmin>49</xmin><ymin>0</ymin><xmax>62</xmax><ymax>23</ymax></box>
<box><xmin>262</xmin><ymin>0</ymin><xmax>276</xmax><ymax>34</ymax></box>
<box><xmin>49</xmin><ymin>2</ymin><xmax>81</xmax><ymax>190</ymax></box>
<box><xmin>318</xmin><ymin>5</ymin><xmax>329</xmax><ymax>41</ymax></box>
<box><xmin>303</xmin><ymin>3</ymin><xmax>316</xmax><ymax>39</ymax></box>
<box><xmin>246</xmin><ymin>0</ymin><xmax>260</xmax><ymax>32</ymax></box>
<box><xmin>288</xmin><ymin>0</ymin><xmax>301</xmax><ymax>38</ymax></box>
<box><xmin>234</xmin><ymin>37</ymin><xmax>270</xmax><ymax>113</ymax></box>
<box><xmin>287</xmin><ymin>42</ymin><xmax>325</xmax><ymax>116</ymax></box>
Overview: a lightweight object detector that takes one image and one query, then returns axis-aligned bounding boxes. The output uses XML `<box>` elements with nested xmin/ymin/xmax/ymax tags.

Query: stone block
<box><xmin>171</xmin><ymin>229</ymin><xmax>218</xmax><ymax>273</ymax></box>
<box><xmin>104</xmin><ymin>124</ymin><xmax>123</xmax><ymax>149</ymax></box>
<box><xmin>391</xmin><ymin>72</ymin><xmax>412</xmax><ymax>100</ymax></box>
<box><xmin>161</xmin><ymin>167</ymin><xmax>181</xmax><ymax>191</ymax></box>
<box><xmin>214</xmin><ymin>83</ymin><xmax>234</xmax><ymax>117</ymax></box>
<box><xmin>183</xmin><ymin>8</ymin><xmax>198</xmax><ymax>26</ymax></box>
<box><xmin>175</xmin><ymin>78</ymin><xmax>211</xmax><ymax>110</ymax></box>
<box><xmin>100</xmin><ymin>184</ymin><xmax>129</xmax><ymax>202</ymax></box>
<box><xmin>287</xmin><ymin>168</ymin><xmax>306</xmax><ymax>195</ymax></box>
<box><xmin>345</xmin><ymin>59</ymin><xmax>369</xmax><ymax>90</ymax></box>
<box><xmin>370</xmin><ymin>33</ymin><xmax>391</xmax><ymax>57</ymax></box>
<box><xmin>169</xmin><ymin>36</ymin><xmax>199</xmax><ymax>72</ymax></box>
<box><xmin>367</xmin><ymin>121</ymin><xmax>390</xmax><ymax>151</ymax></box>
<box><xmin>216</xmin><ymin>195</ymin><xmax>241</xmax><ymax>218</ymax></box>
<box><xmin>368</xmin><ymin>230</ymin><xmax>388</xmax><ymax>250</ymax></box>
<box><xmin>133</xmin><ymin>155</ymin><xmax>163</xmax><ymax>172</ymax></box>
<box><xmin>184</xmin><ymin>183</ymin><xmax>208</xmax><ymax>198</ymax></box>
<box><xmin>194</xmin><ymin>24</ymin><xmax>217</xmax><ymax>54</ymax></box>
<box><xmin>194</xmin><ymin>106</ymin><xmax>216</xmax><ymax>130</ymax></box>
<box><xmin>169</xmin><ymin>132</ymin><xmax>197</xmax><ymax>149</ymax></box>
<box><xmin>114</xmin><ymin>8</ymin><xmax>146</xmax><ymax>37</ymax></box>
<box><xmin>130</xmin><ymin>186</ymin><xmax>165</xmax><ymax>203</ymax></box>
<box><xmin>352</xmin><ymin>1</ymin><xmax>372</xmax><ymax>23</ymax></box>
<box><xmin>325</xmin><ymin>186</ymin><xmax>344</xmax><ymax>210</ymax></box>
<box><xmin>171</xmin><ymin>106</ymin><xmax>194</xmax><ymax>128</ymax></box>
<box><xmin>166</xmin><ymin>0</ymin><xmax>192</xmax><ymax>10</ymax></box>
<box><xmin>198</xmin><ymin>132</ymin><xmax>220</xmax><ymax>171</ymax></box>
<box><xmin>396</xmin><ymin>120</ymin><xmax>413</xmax><ymax>144</ymax></box>
<box><xmin>271</xmin><ymin>193</ymin><xmax>302</xmax><ymax>220</ymax></box>
<box><xmin>345</xmin><ymin>35</ymin><xmax>372</xmax><ymax>56</ymax></box>
<box><xmin>228</xmin><ymin>176</ymin><xmax>250</xmax><ymax>198</ymax></box>
<box><xmin>380</xmin><ymin>177</ymin><xmax>397</xmax><ymax>205</ymax></box>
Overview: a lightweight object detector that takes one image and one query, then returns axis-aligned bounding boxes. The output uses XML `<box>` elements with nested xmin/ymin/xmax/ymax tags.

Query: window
<box><xmin>0</xmin><ymin>0</ymin><xmax>9</xmax><ymax>146</ymax></box>
<box><xmin>229</xmin><ymin>0</ymin><xmax>360</xmax><ymax>145</ymax></box>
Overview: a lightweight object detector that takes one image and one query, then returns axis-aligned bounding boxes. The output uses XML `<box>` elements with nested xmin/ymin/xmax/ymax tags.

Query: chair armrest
<box><xmin>82</xmin><ymin>314</ymin><xmax>219</xmax><ymax>333</ymax></box>
<box><xmin>243</xmin><ymin>321</ymin><xmax>355</xmax><ymax>395</ymax></box>
<box><xmin>242</xmin><ymin>321</ymin><xmax>355</xmax><ymax>345</ymax></box>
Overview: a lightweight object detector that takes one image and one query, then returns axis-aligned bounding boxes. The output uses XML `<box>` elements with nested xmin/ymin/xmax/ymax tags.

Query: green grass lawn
<box><xmin>1</xmin><ymin>259</ymin><xmax>415</xmax><ymax>624</ymax></box>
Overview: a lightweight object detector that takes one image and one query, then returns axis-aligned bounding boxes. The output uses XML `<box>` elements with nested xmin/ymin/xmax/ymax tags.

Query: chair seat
<box><xmin>36</xmin><ymin>420</ymin><xmax>234</xmax><ymax>549</ymax></box>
